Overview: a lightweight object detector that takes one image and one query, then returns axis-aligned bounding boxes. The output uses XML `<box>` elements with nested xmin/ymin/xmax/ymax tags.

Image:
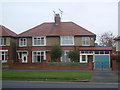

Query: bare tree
<box><xmin>98</xmin><ymin>32</ymin><xmax>115</xmax><ymax>47</ymax></box>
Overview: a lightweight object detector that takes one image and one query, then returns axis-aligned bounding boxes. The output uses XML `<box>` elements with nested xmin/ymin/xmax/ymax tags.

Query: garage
<box><xmin>94</xmin><ymin>51</ymin><xmax>110</xmax><ymax>69</ymax></box>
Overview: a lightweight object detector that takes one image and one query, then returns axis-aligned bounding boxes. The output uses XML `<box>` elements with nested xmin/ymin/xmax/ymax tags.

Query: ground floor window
<box><xmin>80</xmin><ymin>51</ymin><xmax>93</xmax><ymax>63</ymax></box>
<box><xmin>0</xmin><ymin>50</ymin><xmax>8</xmax><ymax>63</ymax></box>
<box><xmin>32</xmin><ymin>51</ymin><xmax>46</xmax><ymax>63</ymax></box>
<box><xmin>17</xmin><ymin>51</ymin><xmax>28</xmax><ymax>63</ymax></box>
<box><xmin>61</xmin><ymin>50</ymin><xmax>71</xmax><ymax>62</ymax></box>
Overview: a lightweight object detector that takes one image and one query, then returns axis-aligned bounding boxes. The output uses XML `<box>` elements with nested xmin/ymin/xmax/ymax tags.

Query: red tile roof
<box><xmin>18</xmin><ymin>22</ymin><xmax>96</xmax><ymax>37</ymax></box>
<box><xmin>79</xmin><ymin>47</ymin><xmax>112</xmax><ymax>51</ymax></box>
<box><xmin>0</xmin><ymin>25</ymin><xmax>17</xmax><ymax>37</ymax></box>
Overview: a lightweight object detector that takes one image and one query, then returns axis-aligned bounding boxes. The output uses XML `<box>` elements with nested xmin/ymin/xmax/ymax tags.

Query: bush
<box><xmin>68</xmin><ymin>50</ymin><xmax>79</xmax><ymax>62</ymax></box>
<box><xmin>50</xmin><ymin>45</ymin><xmax>62</xmax><ymax>62</ymax></box>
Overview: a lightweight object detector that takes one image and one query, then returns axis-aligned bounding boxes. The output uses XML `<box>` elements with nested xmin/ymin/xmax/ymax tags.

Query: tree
<box><xmin>68</xmin><ymin>50</ymin><xmax>79</xmax><ymax>62</ymax></box>
<box><xmin>50</xmin><ymin>45</ymin><xmax>62</xmax><ymax>62</ymax></box>
<box><xmin>98</xmin><ymin>32</ymin><xmax>115</xmax><ymax>47</ymax></box>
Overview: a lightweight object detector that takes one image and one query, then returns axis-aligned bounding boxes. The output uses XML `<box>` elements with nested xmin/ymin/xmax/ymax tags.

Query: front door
<box><xmin>22</xmin><ymin>54</ymin><xmax>27</xmax><ymax>63</ymax></box>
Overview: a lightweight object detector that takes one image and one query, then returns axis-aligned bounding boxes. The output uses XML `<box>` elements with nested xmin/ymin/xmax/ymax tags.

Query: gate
<box><xmin>94</xmin><ymin>55</ymin><xmax>110</xmax><ymax>69</ymax></box>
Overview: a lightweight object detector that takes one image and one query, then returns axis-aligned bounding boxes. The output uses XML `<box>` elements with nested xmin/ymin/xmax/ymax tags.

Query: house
<box><xmin>16</xmin><ymin>14</ymin><xmax>112</xmax><ymax>69</ymax></box>
<box><xmin>0</xmin><ymin>25</ymin><xmax>17</xmax><ymax>64</ymax></box>
<box><xmin>114</xmin><ymin>36</ymin><xmax>120</xmax><ymax>53</ymax></box>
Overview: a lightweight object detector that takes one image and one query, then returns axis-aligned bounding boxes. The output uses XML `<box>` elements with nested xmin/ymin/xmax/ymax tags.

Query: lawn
<box><xmin>2</xmin><ymin>70</ymin><xmax>92</xmax><ymax>80</ymax></box>
<box><xmin>118</xmin><ymin>72</ymin><xmax>120</xmax><ymax>75</ymax></box>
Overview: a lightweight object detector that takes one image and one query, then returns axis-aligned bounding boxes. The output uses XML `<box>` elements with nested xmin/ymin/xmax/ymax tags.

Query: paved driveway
<box><xmin>90</xmin><ymin>71</ymin><xmax>119</xmax><ymax>83</ymax></box>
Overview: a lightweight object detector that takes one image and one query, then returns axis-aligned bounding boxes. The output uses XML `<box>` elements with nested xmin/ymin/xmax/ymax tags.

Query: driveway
<box><xmin>90</xmin><ymin>70</ymin><xmax>119</xmax><ymax>83</ymax></box>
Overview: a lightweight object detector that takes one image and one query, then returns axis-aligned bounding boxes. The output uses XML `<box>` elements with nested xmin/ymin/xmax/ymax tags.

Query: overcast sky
<box><xmin>0</xmin><ymin>0</ymin><xmax>119</xmax><ymax>39</ymax></box>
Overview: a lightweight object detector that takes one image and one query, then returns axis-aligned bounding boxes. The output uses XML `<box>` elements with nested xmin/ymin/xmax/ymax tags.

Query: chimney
<box><xmin>54</xmin><ymin>14</ymin><xmax>61</xmax><ymax>25</ymax></box>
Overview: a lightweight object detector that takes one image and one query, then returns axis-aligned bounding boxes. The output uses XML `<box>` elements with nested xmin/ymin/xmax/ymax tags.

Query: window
<box><xmin>0</xmin><ymin>37</ymin><xmax>6</xmax><ymax>46</ymax></box>
<box><xmin>61</xmin><ymin>36</ymin><xmax>74</xmax><ymax>46</ymax></box>
<box><xmin>80</xmin><ymin>51</ymin><xmax>93</xmax><ymax>54</ymax></box>
<box><xmin>0</xmin><ymin>50</ymin><xmax>8</xmax><ymax>62</ymax></box>
<box><xmin>80</xmin><ymin>55</ymin><xmax>88</xmax><ymax>63</ymax></box>
<box><xmin>19</xmin><ymin>38</ymin><xmax>27</xmax><ymax>46</ymax></box>
<box><xmin>95</xmin><ymin>51</ymin><xmax>110</xmax><ymax>54</ymax></box>
<box><xmin>82</xmin><ymin>37</ymin><xmax>90</xmax><ymax>46</ymax></box>
<box><xmin>33</xmin><ymin>36</ymin><xmax>46</xmax><ymax>46</ymax></box>
<box><xmin>32</xmin><ymin>51</ymin><xmax>46</xmax><ymax>63</ymax></box>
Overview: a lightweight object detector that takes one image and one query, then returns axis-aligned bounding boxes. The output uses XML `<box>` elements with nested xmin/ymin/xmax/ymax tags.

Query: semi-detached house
<box><xmin>16</xmin><ymin>14</ymin><xmax>112</xmax><ymax>69</ymax></box>
<box><xmin>0</xmin><ymin>25</ymin><xmax>17</xmax><ymax>64</ymax></box>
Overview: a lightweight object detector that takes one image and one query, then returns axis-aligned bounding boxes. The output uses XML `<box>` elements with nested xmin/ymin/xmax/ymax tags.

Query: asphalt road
<box><xmin>2</xmin><ymin>80</ymin><xmax>119</xmax><ymax>88</ymax></box>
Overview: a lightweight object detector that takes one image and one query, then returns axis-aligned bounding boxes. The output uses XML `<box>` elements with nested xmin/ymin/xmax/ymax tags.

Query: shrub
<box><xmin>68</xmin><ymin>50</ymin><xmax>79</xmax><ymax>62</ymax></box>
<box><xmin>50</xmin><ymin>45</ymin><xmax>62</xmax><ymax>62</ymax></box>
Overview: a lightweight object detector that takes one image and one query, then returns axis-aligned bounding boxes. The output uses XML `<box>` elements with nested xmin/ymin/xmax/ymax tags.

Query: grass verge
<box><xmin>2</xmin><ymin>70</ymin><xmax>92</xmax><ymax>80</ymax></box>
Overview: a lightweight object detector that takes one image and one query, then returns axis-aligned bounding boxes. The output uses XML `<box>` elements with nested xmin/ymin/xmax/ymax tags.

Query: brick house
<box><xmin>0</xmin><ymin>25</ymin><xmax>17</xmax><ymax>64</ymax></box>
<box><xmin>114</xmin><ymin>36</ymin><xmax>120</xmax><ymax>53</ymax></box>
<box><xmin>16</xmin><ymin>14</ymin><xmax>112</xmax><ymax>69</ymax></box>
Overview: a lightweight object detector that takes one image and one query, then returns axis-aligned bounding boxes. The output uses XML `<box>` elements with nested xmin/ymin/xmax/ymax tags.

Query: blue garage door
<box><xmin>95</xmin><ymin>55</ymin><xmax>110</xmax><ymax>69</ymax></box>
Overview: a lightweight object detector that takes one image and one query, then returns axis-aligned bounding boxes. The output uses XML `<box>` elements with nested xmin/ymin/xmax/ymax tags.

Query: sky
<box><xmin>0</xmin><ymin>0</ymin><xmax>119</xmax><ymax>40</ymax></box>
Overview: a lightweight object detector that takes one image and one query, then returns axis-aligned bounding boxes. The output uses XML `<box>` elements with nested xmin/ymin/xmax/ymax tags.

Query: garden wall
<box><xmin>8</xmin><ymin>61</ymin><xmax>93</xmax><ymax>70</ymax></box>
<box><xmin>112</xmin><ymin>60</ymin><xmax>120</xmax><ymax>71</ymax></box>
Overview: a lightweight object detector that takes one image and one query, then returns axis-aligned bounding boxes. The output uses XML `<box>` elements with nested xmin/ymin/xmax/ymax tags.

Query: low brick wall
<box><xmin>112</xmin><ymin>60</ymin><xmax>120</xmax><ymax>71</ymax></box>
<box><xmin>8</xmin><ymin>61</ymin><xmax>93</xmax><ymax>70</ymax></box>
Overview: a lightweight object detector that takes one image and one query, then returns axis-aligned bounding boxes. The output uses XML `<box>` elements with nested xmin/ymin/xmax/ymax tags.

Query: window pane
<box><xmin>33</xmin><ymin>37</ymin><xmax>45</xmax><ymax>46</ymax></box>
<box><xmin>61</xmin><ymin>36</ymin><xmax>73</xmax><ymax>45</ymax></box>
<box><xmin>100</xmin><ymin>51</ymin><xmax>104</xmax><ymax>54</ymax></box>
<box><xmin>82</xmin><ymin>55</ymin><xmax>86</xmax><ymax>61</ymax></box>
<box><xmin>82</xmin><ymin>37</ymin><xmax>90</xmax><ymax>46</ymax></box>
<box><xmin>95</xmin><ymin>51</ymin><xmax>99</xmax><ymax>54</ymax></box>
<box><xmin>105</xmin><ymin>51</ymin><xmax>109</xmax><ymax>54</ymax></box>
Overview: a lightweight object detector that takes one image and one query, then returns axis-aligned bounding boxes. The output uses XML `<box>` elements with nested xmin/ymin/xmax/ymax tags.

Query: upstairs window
<box><xmin>82</xmin><ymin>37</ymin><xmax>90</xmax><ymax>46</ymax></box>
<box><xmin>0</xmin><ymin>37</ymin><xmax>6</xmax><ymax>46</ymax></box>
<box><xmin>19</xmin><ymin>38</ymin><xmax>27</xmax><ymax>47</ymax></box>
<box><xmin>61</xmin><ymin>36</ymin><xmax>74</xmax><ymax>46</ymax></box>
<box><xmin>32</xmin><ymin>36</ymin><xmax>46</xmax><ymax>46</ymax></box>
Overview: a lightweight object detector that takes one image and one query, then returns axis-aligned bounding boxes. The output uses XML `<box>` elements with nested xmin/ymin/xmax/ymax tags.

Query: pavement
<box><xmin>90</xmin><ymin>70</ymin><xmax>119</xmax><ymax>83</ymax></box>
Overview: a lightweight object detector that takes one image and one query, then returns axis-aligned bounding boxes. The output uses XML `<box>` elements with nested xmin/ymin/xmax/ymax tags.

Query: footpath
<box><xmin>90</xmin><ymin>70</ymin><xmax>119</xmax><ymax>83</ymax></box>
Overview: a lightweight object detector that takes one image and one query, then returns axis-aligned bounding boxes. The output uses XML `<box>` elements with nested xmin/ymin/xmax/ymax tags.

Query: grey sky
<box><xmin>1</xmin><ymin>1</ymin><xmax>118</xmax><ymax>39</ymax></box>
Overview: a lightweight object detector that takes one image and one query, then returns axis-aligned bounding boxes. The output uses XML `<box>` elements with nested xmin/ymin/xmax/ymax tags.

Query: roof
<box><xmin>79</xmin><ymin>47</ymin><xmax>112</xmax><ymax>51</ymax></box>
<box><xmin>114</xmin><ymin>36</ymin><xmax>120</xmax><ymax>40</ymax></box>
<box><xmin>0</xmin><ymin>25</ymin><xmax>17</xmax><ymax>37</ymax></box>
<box><xmin>18</xmin><ymin>22</ymin><xmax>96</xmax><ymax>37</ymax></box>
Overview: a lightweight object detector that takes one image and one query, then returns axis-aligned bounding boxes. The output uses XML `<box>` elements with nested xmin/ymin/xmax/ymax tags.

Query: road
<box><xmin>2</xmin><ymin>80</ymin><xmax>119</xmax><ymax>88</ymax></box>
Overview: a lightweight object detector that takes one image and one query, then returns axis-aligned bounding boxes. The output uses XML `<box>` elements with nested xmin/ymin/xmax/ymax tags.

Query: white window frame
<box><xmin>0</xmin><ymin>50</ymin><xmax>8</xmax><ymax>63</ymax></box>
<box><xmin>19</xmin><ymin>38</ymin><xmax>27</xmax><ymax>47</ymax></box>
<box><xmin>17</xmin><ymin>50</ymin><xmax>28</xmax><ymax>59</ymax></box>
<box><xmin>32</xmin><ymin>36</ymin><xmax>46</xmax><ymax>46</ymax></box>
<box><xmin>32</xmin><ymin>51</ymin><xmax>46</xmax><ymax>63</ymax></box>
<box><xmin>80</xmin><ymin>55</ymin><xmax>88</xmax><ymax>63</ymax></box>
<box><xmin>82</xmin><ymin>37</ymin><xmax>90</xmax><ymax>46</ymax></box>
<box><xmin>0</xmin><ymin>37</ymin><xmax>6</xmax><ymax>46</ymax></box>
<box><xmin>80</xmin><ymin>51</ymin><xmax>94</xmax><ymax>63</ymax></box>
<box><xmin>60</xmin><ymin>36</ymin><xmax>74</xmax><ymax>46</ymax></box>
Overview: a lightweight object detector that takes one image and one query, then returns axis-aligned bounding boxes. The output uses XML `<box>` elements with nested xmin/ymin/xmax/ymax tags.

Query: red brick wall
<box><xmin>112</xmin><ymin>60</ymin><xmax>120</xmax><ymax>71</ymax></box>
<box><xmin>8</xmin><ymin>60</ymin><xmax>93</xmax><ymax>70</ymax></box>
